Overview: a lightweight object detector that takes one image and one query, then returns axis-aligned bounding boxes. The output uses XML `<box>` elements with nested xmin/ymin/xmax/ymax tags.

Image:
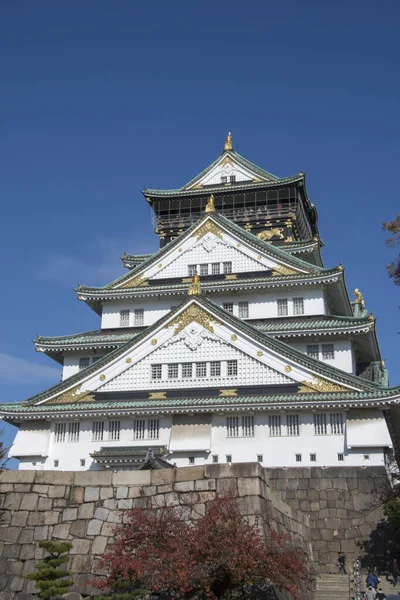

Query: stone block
<box><xmin>53</xmin><ymin>498</ymin><xmax>68</xmax><ymax>508</ymax></box>
<box><xmin>19</xmin><ymin>544</ymin><xmax>36</xmax><ymax>560</ymax></box>
<box><xmin>353</xmin><ymin>494</ymin><xmax>369</xmax><ymax>511</ymax></box>
<box><xmin>35</xmin><ymin>471</ymin><xmax>74</xmax><ymax>485</ymax></box>
<box><xmin>103</xmin><ymin>498</ymin><xmax>118</xmax><ymax>509</ymax></box>
<box><xmin>32</xmin><ymin>484</ymin><xmax>49</xmax><ymax>494</ymax></box>
<box><xmin>237</xmin><ymin>477</ymin><xmax>261</xmax><ymax>497</ymax></box>
<box><xmin>73</xmin><ymin>573</ymin><xmax>97</xmax><ymax>595</ymax></box>
<box><xmin>216</xmin><ymin>477</ymin><xmax>237</xmax><ymax>494</ymax></box>
<box><xmin>100</xmin><ymin>486</ymin><xmax>114</xmax><ymax>500</ymax></box>
<box><xmin>174</xmin><ymin>480</ymin><xmax>195</xmax><ymax>493</ymax></box>
<box><xmin>4</xmin><ymin>545</ymin><xmax>21</xmax><ymax>559</ymax></box>
<box><xmin>310</xmin><ymin>502</ymin><xmax>320</xmax><ymax>512</ymax></box>
<box><xmin>347</xmin><ymin>478</ymin><xmax>359</xmax><ymax>490</ymax></box>
<box><xmin>27</xmin><ymin>511</ymin><xmax>45</xmax><ymax>526</ymax></box>
<box><xmin>143</xmin><ymin>485</ymin><xmax>157</xmax><ymax>496</ymax></box>
<box><xmin>22</xmin><ymin>559</ymin><xmax>36</xmax><ymax>576</ymax></box>
<box><xmin>101</xmin><ymin>521</ymin><xmax>114</xmax><ymax>536</ymax></box>
<box><xmin>38</xmin><ymin>497</ymin><xmax>53</xmax><ymax>511</ymax></box>
<box><xmin>326</xmin><ymin>490</ymin><xmax>339</xmax><ymax>501</ymax></box>
<box><xmin>52</xmin><ymin>523</ymin><xmax>71</xmax><ymax>539</ymax></box>
<box><xmin>107</xmin><ymin>510</ymin><xmax>120</xmax><ymax>523</ymax></box>
<box><xmin>18</xmin><ymin>529</ymin><xmax>34</xmax><ymax>544</ymax></box>
<box><xmin>156</xmin><ymin>484</ymin><xmax>173</xmax><ymax>493</ymax></box>
<box><xmin>63</xmin><ymin>507</ymin><xmax>78</xmax><ymax>521</ymax></box>
<box><xmin>19</xmin><ymin>493</ymin><xmax>37</xmax><ymax>510</ymax></box>
<box><xmin>78</xmin><ymin>502</ymin><xmax>94</xmax><ymax>519</ymax></box>
<box><xmin>11</xmin><ymin>511</ymin><xmax>28</xmax><ymax>527</ymax></box>
<box><xmin>87</xmin><ymin>519</ymin><xmax>102</xmax><ymax>536</ymax></box>
<box><xmin>118</xmin><ymin>499</ymin><xmax>133</xmax><ymax>510</ymax></box>
<box><xmin>174</xmin><ymin>466</ymin><xmax>205</xmax><ymax>482</ymax></box>
<box><xmin>0</xmin><ymin>526</ymin><xmax>21</xmax><ymax>542</ymax></box>
<box><xmin>113</xmin><ymin>470</ymin><xmax>151</xmax><ymax>486</ymax></box>
<box><xmin>71</xmin><ymin>538</ymin><xmax>91</xmax><ymax>555</ymax></box>
<box><xmin>116</xmin><ymin>486</ymin><xmax>128</xmax><ymax>499</ymax></box>
<box><xmin>69</xmin><ymin>486</ymin><xmax>84</xmax><ymax>504</ymax></box>
<box><xmin>16</xmin><ymin>593</ymin><xmax>35</xmax><ymax>600</ymax></box>
<box><xmin>92</xmin><ymin>535</ymin><xmax>108</xmax><ymax>555</ymax></box>
<box><xmin>0</xmin><ymin>483</ymin><xmax>13</xmax><ymax>493</ymax></box>
<box><xmin>84</xmin><ymin>486</ymin><xmax>100</xmax><ymax>502</ymax></box>
<box><xmin>128</xmin><ymin>486</ymin><xmax>144</xmax><ymax>498</ymax></box>
<box><xmin>359</xmin><ymin>478</ymin><xmax>376</xmax><ymax>494</ymax></box>
<box><xmin>74</xmin><ymin>470</ymin><xmax>112</xmax><ymax>486</ymax></box>
<box><xmin>71</xmin><ymin>554</ymin><xmax>93</xmax><ymax>574</ymax></box>
<box><xmin>6</xmin><ymin>560</ymin><xmax>24</xmax><ymax>576</ymax></box>
<box><xmin>14</xmin><ymin>484</ymin><xmax>32</xmax><ymax>492</ymax></box>
<box><xmin>70</xmin><ymin>520</ymin><xmax>87</xmax><ymax>537</ymax></box>
<box><xmin>34</xmin><ymin>525</ymin><xmax>49</xmax><ymax>541</ymax></box>
<box><xmin>0</xmin><ymin>470</ymin><xmax>36</xmax><ymax>483</ymax></box>
<box><xmin>10</xmin><ymin>575</ymin><xmax>25</xmax><ymax>592</ymax></box>
<box><xmin>4</xmin><ymin>492</ymin><xmax>22</xmax><ymax>510</ymax></box>
<box><xmin>94</xmin><ymin>507</ymin><xmax>110</xmax><ymax>521</ymax></box>
<box><xmin>44</xmin><ymin>511</ymin><xmax>60</xmax><ymax>525</ymax></box>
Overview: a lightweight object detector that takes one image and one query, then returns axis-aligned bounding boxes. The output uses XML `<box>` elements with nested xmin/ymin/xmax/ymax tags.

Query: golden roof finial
<box><xmin>223</xmin><ymin>131</ymin><xmax>233</xmax><ymax>152</ymax></box>
<box><xmin>353</xmin><ymin>288</ymin><xmax>365</xmax><ymax>308</ymax></box>
<box><xmin>205</xmin><ymin>193</ymin><xmax>215</xmax><ymax>213</ymax></box>
<box><xmin>188</xmin><ymin>272</ymin><xmax>201</xmax><ymax>296</ymax></box>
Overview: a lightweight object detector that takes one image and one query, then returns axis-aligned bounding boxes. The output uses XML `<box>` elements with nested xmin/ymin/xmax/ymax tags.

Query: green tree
<box><xmin>27</xmin><ymin>540</ymin><xmax>73</xmax><ymax>599</ymax></box>
<box><xmin>383</xmin><ymin>215</ymin><xmax>400</xmax><ymax>285</ymax></box>
<box><xmin>384</xmin><ymin>496</ymin><xmax>400</xmax><ymax>534</ymax></box>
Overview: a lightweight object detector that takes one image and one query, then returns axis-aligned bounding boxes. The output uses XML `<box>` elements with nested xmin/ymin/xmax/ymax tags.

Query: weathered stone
<box><xmin>118</xmin><ymin>499</ymin><xmax>133</xmax><ymax>509</ymax></box>
<box><xmin>44</xmin><ymin>511</ymin><xmax>60</xmax><ymax>525</ymax></box>
<box><xmin>103</xmin><ymin>498</ymin><xmax>118</xmax><ymax>509</ymax></box>
<box><xmin>32</xmin><ymin>484</ymin><xmax>49</xmax><ymax>494</ymax></box>
<box><xmin>27</xmin><ymin>511</ymin><xmax>46</xmax><ymax>526</ymax></box>
<box><xmin>100</xmin><ymin>486</ymin><xmax>114</xmax><ymax>500</ymax></box>
<box><xmin>63</xmin><ymin>507</ymin><xmax>78</xmax><ymax>521</ymax></box>
<box><xmin>19</xmin><ymin>544</ymin><xmax>36</xmax><ymax>560</ymax></box>
<box><xmin>156</xmin><ymin>484</ymin><xmax>173</xmax><ymax>493</ymax></box>
<box><xmin>92</xmin><ymin>535</ymin><xmax>108</xmax><ymax>555</ymax></box>
<box><xmin>7</xmin><ymin>560</ymin><xmax>24</xmax><ymax>576</ymax></box>
<box><xmin>4</xmin><ymin>492</ymin><xmax>22</xmax><ymax>510</ymax></box>
<box><xmin>52</xmin><ymin>523</ymin><xmax>71</xmax><ymax>539</ymax></box>
<box><xmin>34</xmin><ymin>525</ymin><xmax>49</xmax><ymax>541</ymax></box>
<box><xmin>11</xmin><ymin>511</ymin><xmax>28</xmax><ymax>527</ymax></box>
<box><xmin>16</xmin><ymin>593</ymin><xmax>35</xmax><ymax>600</ymax></box>
<box><xmin>128</xmin><ymin>486</ymin><xmax>144</xmax><ymax>498</ymax></box>
<box><xmin>18</xmin><ymin>529</ymin><xmax>34</xmax><ymax>544</ymax></box>
<box><xmin>0</xmin><ymin>527</ymin><xmax>21</xmax><ymax>542</ymax></box>
<box><xmin>10</xmin><ymin>575</ymin><xmax>25</xmax><ymax>592</ymax></box>
<box><xmin>78</xmin><ymin>502</ymin><xmax>94</xmax><ymax>519</ymax></box>
<box><xmin>116</xmin><ymin>486</ymin><xmax>128</xmax><ymax>498</ymax></box>
<box><xmin>0</xmin><ymin>483</ymin><xmax>13</xmax><ymax>493</ymax></box>
<box><xmin>69</xmin><ymin>486</ymin><xmax>84</xmax><ymax>504</ymax></box>
<box><xmin>38</xmin><ymin>497</ymin><xmax>53</xmax><ymax>511</ymax></box>
<box><xmin>70</xmin><ymin>520</ymin><xmax>87</xmax><ymax>537</ymax></box>
<box><xmin>73</xmin><ymin>573</ymin><xmax>97</xmax><ymax>595</ymax></box>
<box><xmin>71</xmin><ymin>554</ymin><xmax>93</xmax><ymax>574</ymax></box>
<box><xmin>35</xmin><ymin>471</ymin><xmax>74</xmax><ymax>485</ymax></box>
<box><xmin>74</xmin><ymin>470</ymin><xmax>112</xmax><ymax>486</ymax></box>
<box><xmin>87</xmin><ymin>519</ymin><xmax>102</xmax><ymax>536</ymax></box>
<box><xmin>62</xmin><ymin>593</ymin><xmax>83</xmax><ymax>600</ymax></box>
<box><xmin>143</xmin><ymin>485</ymin><xmax>158</xmax><ymax>496</ymax></box>
<box><xmin>84</xmin><ymin>486</ymin><xmax>100</xmax><ymax>502</ymax></box>
<box><xmin>18</xmin><ymin>494</ymin><xmax>37</xmax><ymax>511</ymax></box>
<box><xmin>94</xmin><ymin>507</ymin><xmax>110</xmax><ymax>521</ymax></box>
<box><xmin>101</xmin><ymin>521</ymin><xmax>114</xmax><ymax>537</ymax></box>
<box><xmin>71</xmin><ymin>538</ymin><xmax>91</xmax><ymax>555</ymax></box>
<box><xmin>53</xmin><ymin>498</ymin><xmax>68</xmax><ymax>508</ymax></box>
<box><xmin>4</xmin><ymin>545</ymin><xmax>21</xmax><ymax>559</ymax></box>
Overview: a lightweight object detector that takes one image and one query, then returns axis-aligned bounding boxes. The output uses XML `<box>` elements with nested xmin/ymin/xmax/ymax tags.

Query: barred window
<box><xmin>210</xmin><ymin>361</ymin><xmax>221</xmax><ymax>377</ymax></box>
<box><xmin>330</xmin><ymin>413</ymin><xmax>343</xmax><ymax>435</ymax></box>
<box><xmin>133</xmin><ymin>419</ymin><xmax>146</xmax><ymax>440</ymax></box>
<box><xmin>188</xmin><ymin>264</ymin><xmax>197</xmax><ymax>276</ymax></box>
<box><xmin>92</xmin><ymin>421</ymin><xmax>104</xmax><ymax>442</ymax></box>
<box><xmin>134</xmin><ymin>309</ymin><xmax>144</xmax><ymax>326</ymax></box>
<box><xmin>212</xmin><ymin>455</ymin><xmax>219</xmax><ymax>463</ymax></box>
<box><xmin>168</xmin><ymin>363</ymin><xmax>179</xmax><ymax>379</ymax></box>
<box><xmin>221</xmin><ymin>176</ymin><xmax>228</xmax><ymax>183</ymax></box>
<box><xmin>226</xmin><ymin>455</ymin><xmax>232</xmax><ymax>463</ymax></box>
<box><xmin>199</xmin><ymin>264</ymin><xmax>208</xmax><ymax>276</ymax></box>
<box><xmin>189</xmin><ymin>457</ymin><xmax>195</xmax><ymax>465</ymax></box>
<box><xmin>55</xmin><ymin>422</ymin><xmax>67</xmax><ymax>443</ymax></box>
<box><xmin>54</xmin><ymin>460</ymin><xmax>59</xmax><ymax>468</ymax></box>
<box><xmin>109</xmin><ymin>420</ymin><xmax>120</xmax><ymax>441</ymax></box>
<box><xmin>223</xmin><ymin>302</ymin><xmax>234</xmax><ymax>314</ymax></box>
<box><xmin>196</xmin><ymin>362</ymin><xmax>207</xmax><ymax>378</ymax></box>
<box><xmin>80</xmin><ymin>459</ymin><xmax>85</xmax><ymax>467</ymax></box>
<box><xmin>269</xmin><ymin>415</ymin><xmax>281</xmax><ymax>437</ymax></box>
<box><xmin>148</xmin><ymin>419</ymin><xmax>159</xmax><ymax>440</ymax></box>
<box><xmin>310</xmin><ymin>453</ymin><xmax>317</xmax><ymax>462</ymax></box>
<box><xmin>338</xmin><ymin>453</ymin><xmax>344</xmax><ymax>461</ymax></box>
<box><xmin>68</xmin><ymin>422</ymin><xmax>80</xmax><ymax>443</ymax></box>
<box><xmin>238</xmin><ymin>301</ymin><xmax>249</xmax><ymax>318</ymax></box>
<box><xmin>296</xmin><ymin>454</ymin><xmax>302</xmax><ymax>462</ymax></box>
<box><xmin>212</xmin><ymin>263</ymin><xmax>220</xmax><ymax>275</ymax></box>
<box><xmin>223</xmin><ymin>262</ymin><xmax>232</xmax><ymax>274</ymax></box>
<box><xmin>230</xmin><ymin>175</ymin><xmax>236</xmax><ymax>183</ymax></box>
<box><xmin>277</xmin><ymin>298</ymin><xmax>288</xmax><ymax>316</ymax></box>
<box><xmin>307</xmin><ymin>345</ymin><xmax>319</xmax><ymax>360</ymax></box>
<box><xmin>293</xmin><ymin>297</ymin><xmax>304</xmax><ymax>315</ymax></box>
<box><xmin>322</xmin><ymin>344</ymin><xmax>335</xmax><ymax>360</ymax></box>
<box><xmin>287</xmin><ymin>414</ymin><xmax>299</xmax><ymax>436</ymax></box>
<box><xmin>92</xmin><ymin>356</ymin><xmax>101</xmax><ymax>363</ymax></box>
<box><xmin>242</xmin><ymin>416</ymin><xmax>254</xmax><ymax>437</ymax></box>
<box><xmin>227</xmin><ymin>360</ymin><xmax>238</xmax><ymax>376</ymax></box>
<box><xmin>314</xmin><ymin>414</ymin><xmax>327</xmax><ymax>435</ymax></box>
<box><xmin>79</xmin><ymin>357</ymin><xmax>90</xmax><ymax>371</ymax></box>
<box><xmin>182</xmin><ymin>363</ymin><xmax>193</xmax><ymax>378</ymax></box>
<box><xmin>151</xmin><ymin>364</ymin><xmax>162</xmax><ymax>379</ymax></box>
<box><xmin>257</xmin><ymin>455</ymin><xmax>263</xmax><ymax>463</ymax></box>
<box><xmin>119</xmin><ymin>309</ymin><xmax>130</xmax><ymax>327</ymax></box>
<box><xmin>227</xmin><ymin>416</ymin><xmax>239</xmax><ymax>438</ymax></box>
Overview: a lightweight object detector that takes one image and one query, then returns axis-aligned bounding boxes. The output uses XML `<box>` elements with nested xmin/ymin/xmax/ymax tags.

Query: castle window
<box><xmin>242</xmin><ymin>416</ymin><xmax>254</xmax><ymax>437</ymax></box>
<box><xmin>168</xmin><ymin>364</ymin><xmax>179</xmax><ymax>379</ymax></box>
<box><xmin>196</xmin><ymin>362</ymin><xmax>207</xmax><ymax>378</ymax></box>
<box><xmin>182</xmin><ymin>363</ymin><xmax>193</xmax><ymax>378</ymax></box>
<box><xmin>221</xmin><ymin>176</ymin><xmax>228</xmax><ymax>183</ymax></box>
<box><xmin>226</xmin><ymin>455</ymin><xmax>232</xmax><ymax>463</ymax></box>
<box><xmin>148</xmin><ymin>419</ymin><xmax>159</xmax><ymax>440</ymax></box>
<box><xmin>257</xmin><ymin>455</ymin><xmax>263</xmax><ymax>463</ymax></box>
<box><xmin>364</xmin><ymin>454</ymin><xmax>370</xmax><ymax>461</ymax></box>
<box><xmin>227</xmin><ymin>360</ymin><xmax>238</xmax><ymax>376</ymax></box>
<box><xmin>55</xmin><ymin>422</ymin><xmax>67</xmax><ymax>443</ymax></box>
<box><xmin>269</xmin><ymin>415</ymin><xmax>281</xmax><ymax>437</ymax></box>
<box><xmin>188</xmin><ymin>264</ymin><xmax>197</xmax><ymax>276</ymax></box>
<box><xmin>227</xmin><ymin>416</ymin><xmax>240</xmax><ymax>438</ymax></box>
<box><xmin>120</xmin><ymin>309</ymin><xmax>130</xmax><ymax>327</ymax></box>
<box><xmin>223</xmin><ymin>262</ymin><xmax>232</xmax><ymax>274</ymax></box>
<box><xmin>338</xmin><ymin>453</ymin><xmax>344</xmax><ymax>461</ymax></box>
<box><xmin>230</xmin><ymin>175</ymin><xmax>236</xmax><ymax>183</ymax></box>
<box><xmin>151</xmin><ymin>364</ymin><xmax>162</xmax><ymax>379</ymax></box>
<box><xmin>295</xmin><ymin>454</ymin><xmax>302</xmax><ymax>462</ymax></box>
<box><xmin>212</xmin><ymin>263</ymin><xmax>220</xmax><ymax>275</ymax></box>
<box><xmin>109</xmin><ymin>420</ymin><xmax>121</xmax><ymax>441</ymax></box>
<box><xmin>210</xmin><ymin>361</ymin><xmax>221</xmax><ymax>377</ymax></box>
<box><xmin>238</xmin><ymin>301</ymin><xmax>249</xmax><ymax>319</ymax></box>
<box><xmin>80</xmin><ymin>459</ymin><xmax>86</xmax><ymax>467</ymax></box>
<box><xmin>307</xmin><ymin>345</ymin><xmax>319</xmax><ymax>360</ymax></box>
<box><xmin>293</xmin><ymin>297</ymin><xmax>304</xmax><ymax>315</ymax></box>
<box><xmin>330</xmin><ymin>413</ymin><xmax>343</xmax><ymax>435</ymax></box>
<box><xmin>92</xmin><ymin>421</ymin><xmax>104</xmax><ymax>442</ymax></box>
<box><xmin>54</xmin><ymin>460</ymin><xmax>59</xmax><ymax>468</ymax></box>
<box><xmin>68</xmin><ymin>422</ymin><xmax>80</xmax><ymax>443</ymax></box>
<box><xmin>322</xmin><ymin>344</ymin><xmax>335</xmax><ymax>360</ymax></box>
<box><xmin>92</xmin><ymin>356</ymin><xmax>101</xmax><ymax>364</ymax></box>
<box><xmin>287</xmin><ymin>414</ymin><xmax>299</xmax><ymax>436</ymax></box>
<box><xmin>313</xmin><ymin>414</ymin><xmax>327</xmax><ymax>435</ymax></box>
<box><xmin>79</xmin><ymin>357</ymin><xmax>90</xmax><ymax>371</ymax></box>
<box><xmin>310</xmin><ymin>453</ymin><xmax>317</xmax><ymax>462</ymax></box>
<box><xmin>200</xmin><ymin>264</ymin><xmax>208</xmax><ymax>276</ymax></box>
<box><xmin>133</xmin><ymin>419</ymin><xmax>146</xmax><ymax>440</ymax></box>
<box><xmin>189</xmin><ymin>457</ymin><xmax>195</xmax><ymax>465</ymax></box>
<box><xmin>223</xmin><ymin>302</ymin><xmax>234</xmax><ymax>314</ymax></box>
<box><xmin>212</xmin><ymin>455</ymin><xmax>219</xmax><ymax>463</ymax></box>
<box><xmin>134</xmin><ymin>309</ymin><xmax>144</xmax><ymax>326</ymax></box>
<box><xmin>277</xmin><ymin>299</ymin><xmax>288</xmax><ymax>316</ymax></box>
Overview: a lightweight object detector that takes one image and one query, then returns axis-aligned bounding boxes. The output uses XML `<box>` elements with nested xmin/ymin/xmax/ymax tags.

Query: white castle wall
<box><xmin>290</xmin><ymin>339</ymin><xmax>355</xmax><ymax>374</ymax></box>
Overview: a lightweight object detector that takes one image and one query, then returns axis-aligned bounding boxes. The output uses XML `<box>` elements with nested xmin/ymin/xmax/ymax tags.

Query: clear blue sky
<box><xmin>1</xmin><ymin>0</ymin><xmax>399</xmax><ymax>463</ymax></box>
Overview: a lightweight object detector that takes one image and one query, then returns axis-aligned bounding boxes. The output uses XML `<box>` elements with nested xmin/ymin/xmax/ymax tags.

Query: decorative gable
<box><xmin>186</xmin><ymin>154</ymin><xmax>271</xmax><ymax>190</ymax></box>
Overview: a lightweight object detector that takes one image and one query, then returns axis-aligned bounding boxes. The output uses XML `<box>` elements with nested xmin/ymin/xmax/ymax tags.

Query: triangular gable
<box><xmin>35</xmin><ymin>297</ymin><xmax>375</xmax><ymax>406</ymax></box>
<box><xmin>109</xmin><ymin>213</ymin><xmax>315</xmax><ymax>290</ymax></box>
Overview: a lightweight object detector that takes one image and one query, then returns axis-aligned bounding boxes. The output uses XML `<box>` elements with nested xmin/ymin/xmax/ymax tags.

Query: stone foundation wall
<box><xmin>0</xmin><ymin>464</ymin><xmax>312</xmax><ymax>598</ymax></box>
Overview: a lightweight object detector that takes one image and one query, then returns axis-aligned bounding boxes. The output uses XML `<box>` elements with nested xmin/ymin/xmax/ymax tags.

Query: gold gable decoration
<box><xmin>272</xmin><ymin>265</ymin><xmax>299</xmax><ymax>276</ymax></box>
<box><xmin>188</xmin><ymin>273</ymin><xmax>201</xmax><ymax>296</ymax></box>
<box><xmin>297</xmin><ymin>376</ymin><xmax>348</xmax><ymax>394</ymax></box>
<box><xmin>118</xmin><ymin>275</ymin><xmax>148</xmax><ymax>289</ymax></box>
<box><xmin>257</xmin><ymin>228</ymin><xmax>284</xmax><ymax>241</ymax></box>
<box><xmin>45</xmin><ymin>385</ymin><xmax>95</xmax><ymax>405</ymax></box>
<box><xmin>193</xmin><ymin>221</ymin><xmax>223</xmax><ymax>241</ymax></box>
<box><xmin>166</xmin><ymin>304</ymin><xmax>221</xmax><ymax>336</ymax></box>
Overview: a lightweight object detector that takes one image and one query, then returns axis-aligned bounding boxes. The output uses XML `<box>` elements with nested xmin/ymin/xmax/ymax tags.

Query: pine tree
<box><xmin>27</xmin><ymin>540</ymin><xmax>73</xmax><ymax>599</ymax></box>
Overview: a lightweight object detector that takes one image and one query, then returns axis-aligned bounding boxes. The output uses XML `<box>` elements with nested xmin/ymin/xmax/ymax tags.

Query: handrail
<box><xmin>353</xmin><ymin>559</ymin><xmax>361</xmax><ymax>600</ymax></box>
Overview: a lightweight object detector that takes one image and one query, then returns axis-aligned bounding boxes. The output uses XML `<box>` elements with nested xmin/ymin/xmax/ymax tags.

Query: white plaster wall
<box><xmin>290</xmin><ymin>339</ymin><xmax>355</xmax><ymax>374</ymax></box>
<box><xmin>62</xmin><ymin>353</ymin><xmax>107</xmax><ymax>380</ymax></box>
<box><xmin>15</xmin><ymin>410</ymin><xmax>390</xmax><ymax>471</ymax></box>
<box><xmin>101</xmin><ymin>299</ymin><xmax>183</xmax><ymax>329</ymax></box>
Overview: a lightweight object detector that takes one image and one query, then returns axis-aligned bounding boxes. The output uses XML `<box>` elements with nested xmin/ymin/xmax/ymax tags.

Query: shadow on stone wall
<box><xmin>357</xmin><ymin>518</ymin><xmax>400</xmax><ymax>574</ymax></box>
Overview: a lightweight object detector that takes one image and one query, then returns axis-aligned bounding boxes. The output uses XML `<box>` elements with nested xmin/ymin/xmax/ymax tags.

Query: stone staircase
<box><xmin>315</xmin><ymin>574</ymin><xmax>350</xmax><ymax>600</ymax></box>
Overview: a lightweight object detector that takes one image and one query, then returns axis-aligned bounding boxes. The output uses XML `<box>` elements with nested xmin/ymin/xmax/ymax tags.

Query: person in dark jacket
<box><xmin>375</xmin><ymin>588</ymin><xmax>386</xmax><ymax>599</ymax></box>
<box><xmin>338</xmin><ymin>552</ymin><xmax>347</xmax><ymax>574</ymax></box>
<box><xmin>393</xmin><ymin>558</ymin><xmax>400</xmax><ymax>586</ymax></box>
<box><xmin>366</xmin><ymin>569</ymin><xmax>379</xmax><ymax>590</ymax></box>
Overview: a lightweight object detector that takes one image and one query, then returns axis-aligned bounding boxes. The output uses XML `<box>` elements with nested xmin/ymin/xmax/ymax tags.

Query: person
<box><xmin>364</xmin><ymin>586</ymin><xmax>376</xmax><ymax>600</ymax></box>
<box><xmin>375</xmin><ymin>588</ymin><xmax>386</xmax><ymax>600</ymax></box>
<box><xmin>366</xmin><ymin>569</ymin><xmax>379</xmax><ymax>590</ymax></box>
<box><xmin>393</xmin><ymin>558</ymin><xmax>399</xmax><ymax>586</ymax></box>
<box><xmin>338</xmin><ymin>552</ymin><xmax>347</xmax><ymax>574</ymax></box>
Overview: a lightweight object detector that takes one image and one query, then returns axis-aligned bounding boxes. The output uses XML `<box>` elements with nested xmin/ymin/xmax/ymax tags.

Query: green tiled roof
<box><xmin>255</xmin><ymin>316</ymin><xmax>374</xmax><ymax>334</ymax></box>
<box><xmin>36</xmin><ymin>328</ymin><xmax>144</xmax><ymax>348</ymax></box>
<box><xmin>92</xmin><ymin>445</ymin><xmax>167</xmax><ymax>457</ymax></box>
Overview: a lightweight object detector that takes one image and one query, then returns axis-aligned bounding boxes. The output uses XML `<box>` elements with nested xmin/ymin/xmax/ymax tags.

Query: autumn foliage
<box><xmin>95</xmin><ymin>493</ymin><xmax>309</xmax><ymax>599</ymax></box>
<box><xmin>383</xmin><ymin>214</ymin><xmax>400</xmax><ymax>285</ymax></box>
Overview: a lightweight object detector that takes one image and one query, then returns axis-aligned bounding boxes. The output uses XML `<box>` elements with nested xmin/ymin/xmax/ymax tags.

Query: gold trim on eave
<box><xmin>193</xmin><ymin>221</ymin><xmax>223</xmax><ymax>240</ymax></box>
<box><xmin>45</xmin><ymin>385</ymin><xmax>94</xmax><ymax>405</ymax></box>
<box><xmin>297</xmin><ymin>376</ymin><xmax>348</xmax><ymax>394</ymax></box>
<box><xmin>272</xmin><ymin>265</ymin><xmax>299</xmax><ymax>276</ymax></box>
<box><xmin>166</xmin><ymin>304</ymin><xmax>221</xmax><ymax>335</ymax></box>
<box><xmin>119</xmin><ymin>275</ymin><xmax>148</xmax><ymax>289</ymax></box>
